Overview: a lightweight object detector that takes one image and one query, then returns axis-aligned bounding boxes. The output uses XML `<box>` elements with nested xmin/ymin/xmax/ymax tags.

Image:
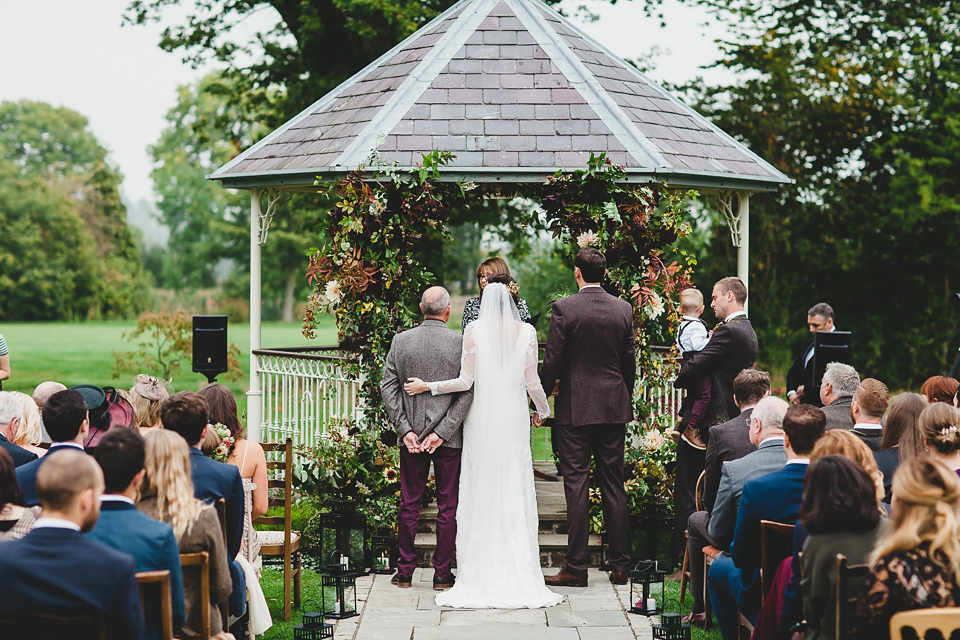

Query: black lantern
<box><xmin>652</xmin><ymin>612</ymin><xmax>692</xmax><ymax>640</ymax></box>
<box><xmin>368</xmin><ymin>528</ymin><xmax>397</xmax><ymax>574</ymax></box>
<box><xmin>629</xmin><ymin>502</ymin><xmax>676</xmax><ymax>572</ymax></box>
<box><xmin>318</xmin><ymin>501</ymin><xmax>367</xmax><ymax>572</ymax></box>
<box><xmin>321</xmin><ymin>554</ymin><xmax>361</xmax><ymax>620</ymax></box>
<box><xmin>628</xmin><ymin>559</ymin><xmax>667</xmax><ymax>616</ymax></box>
<box><xmin>293</xmin><ymin>611</ymin><xmax>333</xmax><ymax>640</ymax></box>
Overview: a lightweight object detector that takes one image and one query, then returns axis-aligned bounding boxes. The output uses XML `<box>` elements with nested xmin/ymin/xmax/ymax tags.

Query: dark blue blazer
<box><xmin>730</xmin><ymin>461</ymin><xmax>807</xmax><ymax>600</ymax></box>
<box><xmin>0</xmin><ymin>432</ymin><xmax>37</xmax><ymax>467</ymax></box>
<box><xmin>0</xmin><ymin>526</ymin><xmax>145</xmax><ymax>640</ymax></box>
<box><xmin>87</xmin><ymin>501</ymin><xmax>186</xmax><ymax>639</ymax></box>
<box><xmin>189</xmin><ymin>448</ymin><xmax>244</xmax><ymax>559</ymax></box>
<box><xmin>15</xmin><ymin>443</ymin><xmax>83</xmax><ymax>506</ymax></box>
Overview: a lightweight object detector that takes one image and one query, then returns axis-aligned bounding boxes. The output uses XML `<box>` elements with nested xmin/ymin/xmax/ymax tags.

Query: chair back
<box><xmin>214</xmin><ymin>498</ymin><xmax>228</xmax><ymax>549</ymax></box>
<box><xmin>136</xmin><ymin>569</ymin><xmax>174</xmax><ymax>640</ymax></box>
<box><xmin>760</xmin><ymin>520</ymin><xmax>795</xmax><ymax>602</ymax></box>
<box><xmin>835</xmin><ymin>553</ymin><xmax>869</xmax><ymax>640</ymax></box>
<box><xmin>890</xmin><ymin>607</ymin><xmax>960</xmax><ymax>640</ymax></box>
<box><xmin>0</xmin><ymin>610</ymin><xmax>106</xmax><ymax>640</ymax></box>
<box><xmin>694</xmin><ymin>469</ymin><xmax>706</xmax><ymax>512</ymax></box>
<box><xmin>255</xmin><ymin>438</ymin><xmax>294</xmax><ymax>549</ymax></box>
<box><xmin>180</xmin><ymin>551</ymin><xmax>211</xmax><ymax>640</ymax></box>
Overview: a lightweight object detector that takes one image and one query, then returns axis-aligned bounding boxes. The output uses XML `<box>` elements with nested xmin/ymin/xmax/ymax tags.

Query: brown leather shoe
<box><xmin>391</xmin><ymin>573</ymin><xmax>412</xmax><ymax>588</ymax></box>
<box><xmin>608</xmin><ymin>570</ymin><xmax>629</xmax><ymax>585</ymax></box>
<box><xmin>682</xmin><ymin>612</ymin><xmax>707</xmax><ymax>628</ymax></box>
<box><xmin>433</xmin><ymin>574</ymin><xmax>455</xmax><ymax>590</ymax></box>
<box><xmin>544</xmin><ymin>568</ymin><xmax>588</xmax><ymax>587</ymax></box>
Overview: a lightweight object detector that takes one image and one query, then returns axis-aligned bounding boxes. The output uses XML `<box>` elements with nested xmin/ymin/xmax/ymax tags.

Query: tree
<box><xmin>0</xmin><ymin>100</ymin><xmax>148</xmax><ymax>320</ymax></box>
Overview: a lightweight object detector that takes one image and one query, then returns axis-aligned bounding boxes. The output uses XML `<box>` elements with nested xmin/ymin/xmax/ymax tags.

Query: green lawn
<box><xmin>0</xmin><ymin>317</ymin><xmax>339</xmax><ymax>414</ymax></box>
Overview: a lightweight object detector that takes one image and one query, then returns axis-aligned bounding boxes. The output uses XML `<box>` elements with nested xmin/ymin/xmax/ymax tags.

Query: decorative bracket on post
<box><xmin>257</xmin><ymin>188</ymin><xmax>288</xmax><ymax>245</ymax></box>
<box><xmin>714</xmin><ymin>191</ymin><xmax>742</xmax><ymax>248</ymax></box>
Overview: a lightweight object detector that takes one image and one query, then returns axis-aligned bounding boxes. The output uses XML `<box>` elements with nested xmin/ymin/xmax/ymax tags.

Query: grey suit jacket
<box><xmin>707</xmin><ymin>437</ymin><xmax>787</xmax><ymax>550</ymax></box>
<box><xmin>381</xmin><ymin>319</ymin><xmax>472</xmax><ymax>449</ymax></box>
<box><xmin>702</xmin><ymin>408</ymin><xmax>756</xmax><ymax>513</ymax></box>
<box><xmin>822</xmin><ymin>395</ymin><xmax>853</xmax><ymax>431</ymax></box>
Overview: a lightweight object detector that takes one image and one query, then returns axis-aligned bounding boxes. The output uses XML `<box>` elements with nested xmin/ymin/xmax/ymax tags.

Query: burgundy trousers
<box><xmin>397</xmin><ymin>445</ymin><xmax>461</xmax><ymax>577</ymax></box>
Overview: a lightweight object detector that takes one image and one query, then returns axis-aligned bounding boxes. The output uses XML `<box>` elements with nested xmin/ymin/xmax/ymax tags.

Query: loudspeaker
<box><xmin>193</xmin><ymin>315</ymin><xmax>228</xmax><ymax>383</ymax></box>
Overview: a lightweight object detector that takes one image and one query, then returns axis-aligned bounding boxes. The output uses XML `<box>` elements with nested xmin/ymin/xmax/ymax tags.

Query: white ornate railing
<box><xmin>254</xmin><ymin>345</ymin><xmax>682</xmax><ymax>456</ymax></box>
<box><xmin>254</xmin><ymin>347</ymin><xmax>359</xmax><ymax>447</ymax></box>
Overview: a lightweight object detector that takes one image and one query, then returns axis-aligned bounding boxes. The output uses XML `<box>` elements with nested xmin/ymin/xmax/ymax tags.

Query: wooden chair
<box><xmin>0</xmin><ymin>610</ymin><xmax>106</xmax><ymax>640</ymax></box>
<box><xmin>835</xmin><ymin>553</ymin><xmax>869</xmax><ymax>640</ymax></box>
<box><xmin>680</xmin><ymin>471</ymin><xmax>717</xmax><ymax>630</ymax></box>
<box><xmin>890</xmin><ymin>607</ymin><xmax>960</xmax><ymax>639</ymax></box>
<box><xmin>136</xmin><ymin>569</ymin><xmax>174</xmax><ymax>640</ymax></box>
<box><xmin>180</xmin><ymin>551</ymin><xmax>212</xmax><ymax>640</ymax></box>
<box><xmin>215</xmin><ymin>498</ymin><xmax>228</xmax><ymax>549</ymax></box>
<box><xmin>256</xmin><ymin>437</ymin><xmax>301</xmax><ymax>621</ymax></box>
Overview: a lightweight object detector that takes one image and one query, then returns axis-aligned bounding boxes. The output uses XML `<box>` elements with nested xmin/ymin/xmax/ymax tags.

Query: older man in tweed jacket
<box><xmin>382</xmin><ymin>286</ymin><xmax>473</xmax><ymax>590</ymax></box>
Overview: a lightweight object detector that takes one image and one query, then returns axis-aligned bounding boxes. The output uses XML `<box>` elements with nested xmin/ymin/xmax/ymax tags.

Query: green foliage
<box><xmin>0</xmin><ymin>100</ymin><xmax>148</xmax><ymax>320</ymax></box>
<box><xmin>112</xmin><ymin>310</ymin><xmax>245</xmax><ymax>384</ymax></box>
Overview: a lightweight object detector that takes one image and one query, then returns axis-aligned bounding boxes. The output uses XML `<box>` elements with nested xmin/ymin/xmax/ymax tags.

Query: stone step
<box><xmin>415</xmin><ymin>510</ymin><xmax>569</xmax><ymax>535</ymax></box>
<box><xmin>412</xmin><ymin>531</ymin><xmax>602</xmax><ymax>568</ymax></box>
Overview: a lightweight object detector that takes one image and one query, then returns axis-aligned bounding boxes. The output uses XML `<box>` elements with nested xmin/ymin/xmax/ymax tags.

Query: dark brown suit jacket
<box><xmin>540</xmin><ymin>287</ymin><xmax>635</xmax><ymax>426</ymax></box>
<box><xmin>674</xmin><ymin>314</ymin><xmax>758</xmax><ymax>431</ymax></box>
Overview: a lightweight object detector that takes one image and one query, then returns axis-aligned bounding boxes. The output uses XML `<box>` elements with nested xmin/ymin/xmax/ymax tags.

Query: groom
<box><xmin>540</xmin><ymin>248</ymin><xmax>635</xmax><ymax>587</ymax></box>
<box><xmin>381</xmin><ymin>286</ymin><xmax>473</xmax><ymax>590</ymax></box>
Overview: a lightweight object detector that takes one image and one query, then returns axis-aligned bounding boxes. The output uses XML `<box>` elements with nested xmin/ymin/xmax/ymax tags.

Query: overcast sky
<box><xmin>0</xmin><ymin>0</ymin><xmax>727</xmax><ymax>203</ymax></box>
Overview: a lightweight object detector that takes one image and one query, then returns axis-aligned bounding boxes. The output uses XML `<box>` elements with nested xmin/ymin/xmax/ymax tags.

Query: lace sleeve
<box><xmin>428</xmin><ymin>326</ymin><xmax>477</xmax><ymax>395</ymax></box>
<box><xmin>523</xmin><ymin>325</ymin><xmax>550</xmax><ymax>418</ymax></box>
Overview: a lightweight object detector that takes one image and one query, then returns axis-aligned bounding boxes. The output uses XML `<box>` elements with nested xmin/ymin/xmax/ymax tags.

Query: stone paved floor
<box><xmin>332</xmin><ymin>568</ymin><xmax>654</xmax><ymax>640</ymax></box>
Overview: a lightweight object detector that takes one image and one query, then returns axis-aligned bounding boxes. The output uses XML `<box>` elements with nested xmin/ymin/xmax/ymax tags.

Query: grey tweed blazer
<box><xmin>381</xmin><ymin>319</ymin><xmax>472</xmax><ymax>449</ymax></box>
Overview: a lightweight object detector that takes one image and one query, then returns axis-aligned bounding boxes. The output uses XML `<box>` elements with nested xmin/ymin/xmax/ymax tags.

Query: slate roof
<box><xmin>211</xmin><ymin>0</ymin><xmax>790</xmax><ymax>192</ymax></box>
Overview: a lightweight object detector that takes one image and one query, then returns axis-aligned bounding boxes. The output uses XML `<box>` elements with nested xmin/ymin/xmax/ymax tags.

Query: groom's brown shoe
<box><xmin>608</xmin><ymin>570</ymin><xmax>629</xmax><ymax>585</ymax></box>
<box><xmin>391</xmin><ymin>573</ymin><xmax>412</xmax><ymax>588</ymax></box>
<box><xmin>433</xmin><ymin>573</ymin><xmax>455</xmax><ymax>590</ymax></box>
<box><xmin>544</xmin><ymin>568</ymin><xmax>588</xmax><ymax>587</ymax></box>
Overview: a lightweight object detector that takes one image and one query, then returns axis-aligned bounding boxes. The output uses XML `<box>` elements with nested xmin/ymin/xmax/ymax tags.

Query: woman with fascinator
<box><xmin>404</xmin><ymin>274</ymin><xmax>562</xmax><ymax>609</ymax></box>
<box><xmin>129</xmin><ymin>374</ymin><xmax>170</xmax><ymax>434</ymax></box>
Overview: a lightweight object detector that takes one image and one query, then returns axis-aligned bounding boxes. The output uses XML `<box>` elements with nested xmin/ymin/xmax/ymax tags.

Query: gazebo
<box><xmin>209</xmin><ymin>0</ymin><xmax>790</xmax><ymax>442</ymax></box>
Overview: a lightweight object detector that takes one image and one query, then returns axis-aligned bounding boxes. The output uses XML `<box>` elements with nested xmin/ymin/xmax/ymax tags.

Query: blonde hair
<box><xmin>810</xmin><ymin>429</ymin><xmax>886</xmax><ymax>504</ymax></box>
<box><xmin>871</xmin><ymin>457</ymin><xmax>960</xmax><ymax>585</ymax></box>
<box><xmin>140</xmin><ymin>429</ymin><xmax>204</xmax><ymax>540</ymax></box>
<box><xmin>10</xmin><ymin>391</ymin><xmax>44</xmax><ymax>447</ymax></box>
<box><xmin>129</xmin><ymin>376</ymin><xmax>169</xmax><ymax>431</ymax></box>
<box><xmin>476</xmin><ymin>257</ymin><xmax>510</xmax><ymax>281</ymax></box>
<box><xmin>679</xmin><ymin>288</ymin><xmax>704</xmax><ymax>315</ymax></box>
<box><xmin>919</xmin><ymin>403</ymin><xmax>960</xmax><ymax>455</ymax></box>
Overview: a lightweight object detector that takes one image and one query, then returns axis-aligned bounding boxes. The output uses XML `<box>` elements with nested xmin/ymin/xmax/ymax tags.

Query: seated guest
<box><xmin>875</xmin><ymin>393</ymin><xmax>926</xmax><ymax>500</ymax></box>
<box><xmin>921</xmin><ymin>375</ymin><xmax>959</xmax><ymax>404</ymax></box>
<box><xmin>798</xmin><ymin>456</ymin><xmax>886</xmax><ymax>640</ymax></box>
<box><xmin>16</xmin><ymin>389</ymin><xmax>89</xmax><ymax>505</ymax></box>
<box><xmin>850</xmin><ymin>378</ymin><xmax>889</xmax><ymax>451</ymax></box>
<box><xmin>682</xmin><ymin>393</ymin><xmax>784</xmax><ymax>627</ymax></box>
<box><xmin>32</xmin><ymin>380</ymin><xmax>66</xmax><ymax>411</ymax></box>
<box><xmin>0</xmin><ymin>391</ymin><xmax>38</xmax><ymax>467</ymax></box>
<box><xmin>140</xmin><ymin>430</ymin><xmax>235</xmax><ymax>640</ymax></box>
<box><xmin>918</xmin><ymin>402</ymin><xmax>960</xmax><ymax>474</ymax></box>
<box><xmin>0</xmin><ymin>449</ymin><xmax>145</xmax><ymax>640</ymax></box>
<box><xmin>854</xmin><ymin>457</ymin><xmax>960</xmax><ymax>640</ymax></box>
<box><xmin>10</xmin><ymin>391</ymin><xmax>47</xmax><ymax>457</ymax></box>
<box><xmin>0</xmin><ymin>448</ymin><xmax>28</xmax><ymax>534</ymax></box>
<box><xmin>819</xmin><ymin>362</ymin><xmax>859</xmax><ymax>431</ymax></box>
<box><xmin>130</xmin><ymin>374</ymin><xmax>169</xmax><ymax>434</ymax></box>
<box><xmin>161</xmin><ymin>392</ymin><xmax>246</xmax><ymax>624</ymax></box>
<box><xmin>708</xmin><ymin>403</ymin><xmax>825</xmax><ymax>640</ymax></box>
<box><xmin>88</xmin><ymin>428</ymin><xmax>186</xmax><ymax>640</ymax></box>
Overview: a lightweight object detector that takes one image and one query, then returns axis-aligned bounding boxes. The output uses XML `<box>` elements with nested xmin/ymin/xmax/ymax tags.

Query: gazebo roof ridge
<box><xmin>211</xmin><ymin>0</ymin><xmax>791</xmax><ymax>192</ymax></box>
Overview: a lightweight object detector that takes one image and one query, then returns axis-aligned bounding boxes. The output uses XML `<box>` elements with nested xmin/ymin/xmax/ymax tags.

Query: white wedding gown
<box><xmin>426</xmin><ymin>284</ymin><xmax>563</xmax><ymax>609</ymax></box>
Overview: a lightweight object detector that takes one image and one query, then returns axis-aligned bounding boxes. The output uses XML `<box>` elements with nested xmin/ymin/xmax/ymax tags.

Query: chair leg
<box><xmin>679</xmin><ymin>532</ymin><xmax>690</xmax><ymax>606</ymax></box>
<box><xmin>293</xmin><ymin>552</ymin><xmax>302</xmax><ymax>611</ymax></box>
<box><xmin>283</xmin><ymin>554</ymin><xmax>292</xmax><ymax>623</ymax></box>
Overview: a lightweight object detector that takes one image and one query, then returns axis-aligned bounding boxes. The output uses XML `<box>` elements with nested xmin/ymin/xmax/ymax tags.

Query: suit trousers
<box><xmin>556</xmin><ymin>423</ymin><xmax>629</xmax><ymax>576</ymax></box>
<box><xmin>673</xmin><ymin>439</ymin><xmax>706</xmax><ymax>562</ymax></box>
<box><xmin>708</xmin><ymin>554</ymin><xmax>760</xmax><ymax>640</ymax></box>
<box><xmin>686</xmin><ymin>510</ymin><xmax>716</xmax><ymax>613</ymax></box>
<box><xmin>398</xmin><ymin>446</ymin><xmax>461</xmax><ymax>577</ymax></box>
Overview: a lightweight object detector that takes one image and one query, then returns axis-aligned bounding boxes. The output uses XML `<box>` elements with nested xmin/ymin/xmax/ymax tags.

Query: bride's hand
<box><xmin>404</xmin><ymin>378</ymin><xmax>429</xmax><ymax>395</ymax></box>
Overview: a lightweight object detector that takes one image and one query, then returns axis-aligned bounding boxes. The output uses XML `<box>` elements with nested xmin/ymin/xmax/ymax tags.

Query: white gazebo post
<box><xmin>248</xmin><ymin>189</ymin><xmax>264</xmax><ymax>443</ymax></box>
<box><xmin>737</xmin><ymin>192</ymin><xmax>750</xmax><ymax>315</ymax></box>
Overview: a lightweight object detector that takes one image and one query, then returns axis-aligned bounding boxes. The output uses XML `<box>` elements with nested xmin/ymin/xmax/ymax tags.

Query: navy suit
<box><xmin>87</xmin><ymin>500</ymin><xmax>186</xmax><ymax>640</ymax></box>
<box><xmin>16</xmin><ymin>443</ymin><xmax>84</xmax><ymax>506</ymax></box>
<box><xmin>0</xmin><ymin>432</ymin><xmax>37</xmax><ymax>467</ymax></box>
<box><xmin>0</xmin><ymin>526</ymin><xmax>145</xmax><ymax>640</ymax></box>
<box><xmin>708</xmin><ymin>461</ymin><xmax>807</xmax><ymax>640</ymax></box>
<box><xmin>188</xmin><ymin>448</ymin><xmax>246</xmax><ymax>616</ymax></box>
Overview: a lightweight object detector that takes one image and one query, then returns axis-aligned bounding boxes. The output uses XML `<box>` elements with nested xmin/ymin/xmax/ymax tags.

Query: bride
<box><xmin>404</xmin><ymin>276</ymin><xmax>563</xmax><ymax>609</ymax></box>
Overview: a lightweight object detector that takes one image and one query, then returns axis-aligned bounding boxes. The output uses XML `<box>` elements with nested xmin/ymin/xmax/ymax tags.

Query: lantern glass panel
<box><xmin>321</xmin><ymin>568</ymin><xmax>359</xmax><ymax>620</ymax></box>
<box><xmin>370</xmin><ymin>529</ymin><xmax>396</xmax><ymax>574</ymax></box>
<box><xmin>628</xmin><ymin>560</ymin><xmax>667</xmax><ymax>616</ymax></box>
<box><xmin>319</xmin><ymin>501</ymin><xmax>367</xmax><ymax>570</ymax></box>
<box><xmin>629</xmin><ymin>503</ymin><xmax>675</xmax><ymax>572</ymax></box>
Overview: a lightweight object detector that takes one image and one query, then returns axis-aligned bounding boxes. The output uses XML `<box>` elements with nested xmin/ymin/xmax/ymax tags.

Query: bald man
<box><xmin>0</xmin><ymin>450</ymin><xmax>145</xmax><ymax>640</ymax></box>
<box><xmin>382</xmin><ymin>285</ymin><xmax>473</xmax><ymax>589</ymax></box>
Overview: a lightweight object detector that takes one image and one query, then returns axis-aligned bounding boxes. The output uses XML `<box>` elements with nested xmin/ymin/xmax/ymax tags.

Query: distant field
<box><xmin>1</xmin><ymin>317</ymin><xmax>339</xmax><ymax>414</ymax></box>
